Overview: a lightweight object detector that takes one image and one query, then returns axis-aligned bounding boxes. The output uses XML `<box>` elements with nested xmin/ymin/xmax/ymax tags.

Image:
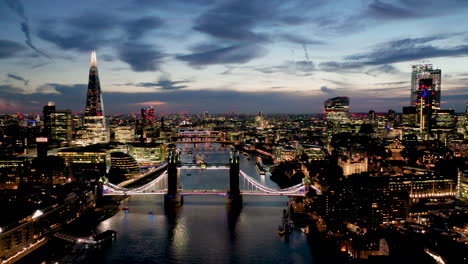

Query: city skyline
<box><xmin>1</xmin><ymin>0</ymin><xmax>468</xmax><ymax>114</ymax></box>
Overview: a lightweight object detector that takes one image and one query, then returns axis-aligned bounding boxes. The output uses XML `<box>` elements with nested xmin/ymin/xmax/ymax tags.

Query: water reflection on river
<box><xmin>35</xmin><ymin>143</ymin><xmax>317</xmax><ymax>264</ymax></box>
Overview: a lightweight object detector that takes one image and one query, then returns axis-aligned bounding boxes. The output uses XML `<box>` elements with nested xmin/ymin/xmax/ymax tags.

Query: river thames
<box><xmin>22</xmin><ymin>143</ymin><xmax>317</xmax><ymax>263</ymax></box>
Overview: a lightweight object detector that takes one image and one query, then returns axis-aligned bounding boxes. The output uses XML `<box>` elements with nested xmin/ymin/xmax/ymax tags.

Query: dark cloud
<box><xmin>319</xmin><ymin>36</ymin><xmax>468</xmax><ymax>74</ymax></box>
<box><xmin>0</xmin><ymin>84</ymin><xmax>26</xmax><ymax>95</ymax></box>
<box><xmin>7</xmin><ymin>73</ymin><xmax>29</xmax><ymax>86</ymax></box>
<box><xmin>124</xmin><ymin>16</ymin><xmax>164</xmax><ymax>40</ymax></box>
<box><xmin>366</xmin><ymin>0</ymin><xmax>418</xmax><ymax>19</ymax></box>
<box><xmin>38</xmin><ymin>29</ymin><xmax>104</xmax><ymax>52</ymax></box>
<box><xmin>117</xmin><ymin>43</ymin><xmax>165</xmax><ymax>72</ymax></box>
<box><xmin>135</xmin><ymin>76</ymin><xmax>188</xmax><ymax>91</ymax></box>
<box><xmin>345</xmin><ymin>36</ymin><xmax>468</xmax><ymax>65</ymax></box>
<box><xmin>374</xmin><ymin>81</ymin><xmax>408</xmax><ymax>86</ymax></box>
<box><xmin>279</xmin><ymin>33</ymin><xmax>324</xmax><ymax>45</ymax></box>
<box><xmin>193</xmin><ymin>0</ymin><xmax>271</xmax><ymax>42</ymax></box>
<box><xmin>5</xmin><ymin>0</ymin><xmax>26</xmax><ymax>19</ymax></box>
<box><xmin>318</xmin><ymin>61</ymin><xmax>364</xmax><ymax>72</ymax></box>
<box><xmin>254</xmin><ymin>60</ymin><xmax>315</xmax><ymax>75</ymax></box>
<box><xmin>323</xmin><ymin>79</ymin><xmax>346</xmax><ymax>86</ymax></box>
<box><xmin>320</xmin><ymin>86</ymin><xmax>338</xmax><ymax>95</ymax></box>
<box><xmin>100</xmin><ymin>54</ymin><xmax>115</xmax><ymax>62</ymax></box>
<box><xmin>177</xmin><ymin>44</ymin><xmax>266</xmax><ymax>67</ymax></box>
<box><xmin>37</xmin><ymin>13</ymin><xmax>118</xmax><ymax>52</ymax></box>
<box><xmin>366</xmin><ymin>64</ymin><xmax>399</xmax><ymax>76</ymax></box>
<box><xmin>5</xmin><ymin>0</ymin><xmax>50</xmax><ymax>58</ymax></box>
<box><xmin>0</xmin><ymin>39</ymin><xmax>26</xmax><ymax>59</ymax></box>
<box><xmin>293</xmin><ymin>61</ymin><xmax>315</xmax><ymax>72</ymax></box>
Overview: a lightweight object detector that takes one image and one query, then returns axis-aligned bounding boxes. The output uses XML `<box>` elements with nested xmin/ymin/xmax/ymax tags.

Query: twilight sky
<box><xmin>0</xmin><ymin>0</ymin><xmax>467</xmax><ymax>114</ymax></box>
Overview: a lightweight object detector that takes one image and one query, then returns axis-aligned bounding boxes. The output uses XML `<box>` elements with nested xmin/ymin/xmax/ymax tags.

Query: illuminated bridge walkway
<box><xmin>103</xmin><ymin>169</ymin><xmax>318</xmax><ymax>197</ymax></box>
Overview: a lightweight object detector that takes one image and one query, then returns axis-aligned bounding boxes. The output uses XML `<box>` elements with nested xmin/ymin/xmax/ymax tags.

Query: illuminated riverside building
<box><xmin>324</xmin><ymin>97</ymin><xmax>350</xmax><ymax>122</ymax></box>
<box><xmin>57</xmin><ymin>145</ymin><xmax>110</xmax><ymax>179</ymax></box>
<box><xmin>127</xmin><ymin>143</ymin><xmax>166</xmax><ymax>168</ymax></box>
<box><xmin>110</xmin><ymin>152</ymin><xmax>140</xmax><ymax>177</ymax></box>
<box><xmin>389</xmin><ymin>168</ymin><xmax>456</xmax><ymax>200</ymax></box>
<box><xmin>77</xmin><ymin>52</ymin><xmax>109</xmax><ymax>146</ymax></box>
<box><xmin>0</xmin><ymin>191</ymin><xmax>95</xmax><ymax>262</ymax></box>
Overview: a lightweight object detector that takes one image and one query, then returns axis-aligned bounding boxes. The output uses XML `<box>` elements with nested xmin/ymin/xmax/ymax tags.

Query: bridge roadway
<box><xmin>105</xmin><ymin>190</ymin><xmax>306</xmax><ymax>197</ymax></box>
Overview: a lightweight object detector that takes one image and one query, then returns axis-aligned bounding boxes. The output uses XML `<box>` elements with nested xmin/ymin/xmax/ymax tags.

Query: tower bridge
<box><xmin>103</xmin><ymin>150</ymin><xmax>321</xmax><ymax>207</ymax></box>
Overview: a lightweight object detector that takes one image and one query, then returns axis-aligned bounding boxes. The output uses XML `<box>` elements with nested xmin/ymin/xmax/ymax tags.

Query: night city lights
<box><xmin>1</xmin><ymin>1</ymin><xmax>468</xmax><ymax>264</ymax></box>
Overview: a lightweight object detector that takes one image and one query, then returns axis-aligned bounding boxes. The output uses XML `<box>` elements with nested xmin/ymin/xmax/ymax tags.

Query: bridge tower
<box><xmin>227</xmin><ymin>150</ymin><xmax>242</xmax><ymax>205</ymax></box>
<box><xmin>164</xmin><ymin>149</ymin><xmax>183</xmax><ymax>207</ymax></box>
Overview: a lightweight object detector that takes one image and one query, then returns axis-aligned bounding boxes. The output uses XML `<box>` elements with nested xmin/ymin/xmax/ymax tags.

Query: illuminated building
<box><xmin>457</xmin><ymin>169</ymin><xmax>468</xmax><ymax>201</ymax></box>
<box><xmin>273</xmin><ymin>146</ymin><xmax>297</xmax><ymax>162</ymax></box>
<box><xmin>78</xmin><ymin>52</ymin><xmax>109</xmax><ymax>145</ymax></box>
<box><xmin>324</xmin><ymin>97</ymin><xmax>349</xmax><ymax>122</ymax></box>
<box><xmin>31</xmin><ymin>156</ymin><xmax>68</xmax><ymax>185</ymax></box>
<box><xmin>301</xmin><ymin>144</ymin><xmax>327</xmax><ymax>162</ymax></box>
<box><xmin>0</xmin><ymin>157</ymin><xmax>28</xmax><ymax>189</ymax></box>
<box><xmin>389</xmin><ymin>169</ymin><xmax>456</xmax><ymax>200</ymax></box>
<box><xmin>402</xmin><ymin>106</ymin><xmax>417</xmax><ymax>127</ymax></box>
<box><xmin>410</xmin><ymin>64</ymin><xmax>441</xmax><ymax>109</ymax></box>
<box><xmin>410</xmin><ymin>64</ymin><xmax>441</xmax><ymax>133</ymax></box>
<box><xmin>434</xmin><ymin>109</ymin><xmax>456</xmax><ymax>130</ymax></box>
<box><xmin>42</xmin><ymin>102</ymin><xmax>55</xmax><ymax>138</ymax></box>
<box><xmin>112</xmin><ymin>125</ymin><xmax>135</xmax><ymax>143</ymax></box>
<box><xmin>0</xmin><ymin>190</ymin><xmax>95</xmax><ymax>262</ymax></box>
<box><xmin>42</xmin><ymin>103</ymin><xmax>72</xmax><ymax>146</ymax></box>
<box><xmin>338</xmin><ymin>157</ymin><xmax>368</xmax><ymax>177</ymax></box>
<box><xmin>57</xmin><ymin>145</ymin><xmax>110</xmax><ymax>179</ymax></box>
<box><xmin>255</xmin><ymin>111</ymin><xmax>266</xmax><ymax>129</ymax></box>
<box><xmin>368</xmin><ymin>110</ymin><xmax>376</xmax><ymax>122</ymax></box>
<box><xmin>147</xmin><ymin>106</ymin><xmax>155</xmax><ymax>120</ymax></box>
<box><xmin>127</xmin><ymin>143</ymin><xmax>166</xmax><ymax>168</ymax></box>
<box><xmin>110</xmin><ymin>152</ymin><xmax>140</xmax><ymax>177</ymax></box>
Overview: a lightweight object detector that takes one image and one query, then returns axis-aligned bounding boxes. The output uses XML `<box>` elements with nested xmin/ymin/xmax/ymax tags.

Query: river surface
<box><xmin>24</xmin><ymin>143</ymin><xmax>317</xmax><ymax>264</ymax></box>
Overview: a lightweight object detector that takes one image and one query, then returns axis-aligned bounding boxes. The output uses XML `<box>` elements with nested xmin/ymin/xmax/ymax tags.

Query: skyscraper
<box><xmin>410</xmin><ymin>64</ymin><xmax>441</xmax><ymax>109</ymax></box>
<box><xmin>43</xmin><ymin>102</ymin><xmax>72</xmax><ymax>146</ymax></box>
<box><xmin>78</xmin><ymin>52</ymin><xmax>109</xmax><ymax>145</ymax></box>
<box><xmin>324</xmin><ymin>96</ymin><xmax>349</xmax><ymax>122</ymax></box>
<box><xmin>410</xmin><ymin>64</ymin><xmax>441</xmax><ymax>134</ymax></box>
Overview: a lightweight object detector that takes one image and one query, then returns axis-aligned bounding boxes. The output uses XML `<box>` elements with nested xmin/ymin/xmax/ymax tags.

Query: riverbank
<box><xmin>15</xmin><ymin>196</ymin><xmax>123</xmax><ymax>264</ymax></box>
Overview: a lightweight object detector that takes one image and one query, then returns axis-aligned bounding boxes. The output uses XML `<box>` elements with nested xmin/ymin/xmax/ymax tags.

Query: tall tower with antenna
<box><xmin>78</xmin><ymin>51</ymin><xmax>109</xmax><ymax>145</ymax></box>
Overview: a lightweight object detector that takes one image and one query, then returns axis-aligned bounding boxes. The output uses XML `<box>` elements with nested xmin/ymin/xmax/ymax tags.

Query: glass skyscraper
<box><xmin>77</xmin><ymin>52</ymin><xmax>109</xmax><ymax>145</ymax></box>
<box><xmin>410</xmin><ymin>64</ymin><xmax>441</xmax><ymax>109</ymax></box>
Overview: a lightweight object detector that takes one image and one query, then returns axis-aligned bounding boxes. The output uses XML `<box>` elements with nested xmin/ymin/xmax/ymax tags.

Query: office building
<box><xmin>324</xmin><ymin>97</ymin><xmax>350</xmax><ymax>122</ymax></box>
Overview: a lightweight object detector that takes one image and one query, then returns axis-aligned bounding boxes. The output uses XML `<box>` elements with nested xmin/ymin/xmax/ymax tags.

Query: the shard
<box><xmin>85</xmin><ymin>51</ymin><xmax>104</xmax><ymax>116</ymax></box>
<box><xmin>78</xmin><ymin>51</ymin><xmax>109</xmax><ymax>145</ymax></box>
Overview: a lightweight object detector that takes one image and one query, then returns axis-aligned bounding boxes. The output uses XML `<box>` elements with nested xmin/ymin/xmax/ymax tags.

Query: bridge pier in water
<box><xmin>227</xmin><ymin>151</ymin><xmax>242</xmax><ymax>206</ymax></box>
<box><xmin>165</xmin><ymin>149</ymin><xmax>183</xmax><ymax>207</ymax></box>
